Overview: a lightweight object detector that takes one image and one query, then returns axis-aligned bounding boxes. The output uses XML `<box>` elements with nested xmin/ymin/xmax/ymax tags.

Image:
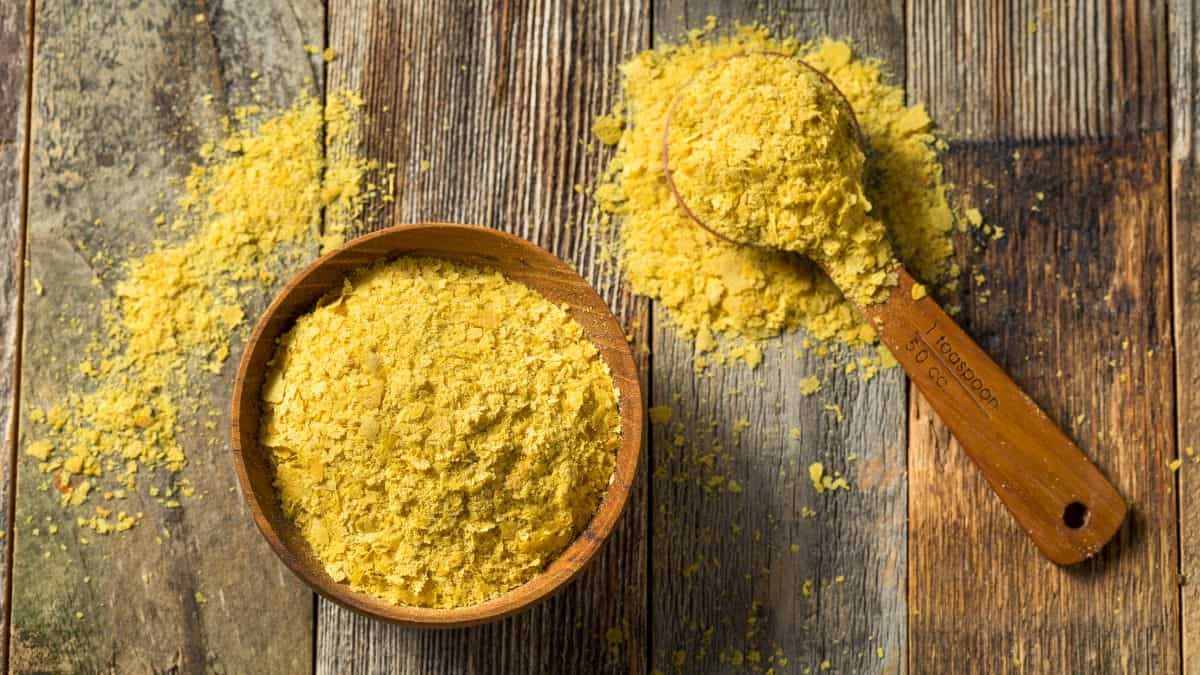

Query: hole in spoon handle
<box><xmin>1062</xmin><ymin>501</ymin><xmax>1089</xmax><ymax>530</ymax></box>
<box><xmin>861</xmin><ymin>266</ymin><xmax>1127</xmax><ymax>565</ymax></box>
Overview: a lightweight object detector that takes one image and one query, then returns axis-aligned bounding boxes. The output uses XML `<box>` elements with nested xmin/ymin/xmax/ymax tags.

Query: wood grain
<box><xmin>12</xmin><ymin>1</ymin><xmax>322</xmax><ymax>671</ymax></box>
<box><xmin>907</xmin><ymin>1</ymin><xmax>1177</xmax><ymax>671</ymax></box>
<box><xmin>861</xmin><ymin>267</ymin><xmax>1127</xmax><ymax>565</ymax></box>
<box><xmin>1170</xmin><ymin>0</ymin><xmax>1200</xmax><ymax>670</ymax></box>
<box><xmin>907</xmin><ymin>0</ymin><xmax>1166</xmax><ymax>140</ymax></box>
<box><xmin>651</xmin><ymin>2</ymin><xmax>908</xmax><ymax>674</ymax></box>
<box><xmin>317</xmin><ymin>2</ymin><xmax>651</xmax><ymax>673</ymax></box>
<box><xmin>0</xmin><ymin>1</ymin><xmax>31</xmax><ymax>672</ymax></box>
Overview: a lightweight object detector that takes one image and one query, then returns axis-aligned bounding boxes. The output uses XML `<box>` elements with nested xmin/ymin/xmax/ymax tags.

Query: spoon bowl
<box><xmin>662</xmin><ymin>52</ymin><xmax>866</xmax><ymax>249</ymax></box>
<box><xmin>230</xmin><ymin>223</ymin><xmax>644</xmax><ymax>626</ymax></box>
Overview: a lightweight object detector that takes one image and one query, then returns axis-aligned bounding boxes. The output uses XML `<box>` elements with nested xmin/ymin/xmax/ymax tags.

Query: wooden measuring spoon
<box><xmin>662</xmin><ymin>55</ymin><xmax>1126</xmax><ymax>565</ymax></box>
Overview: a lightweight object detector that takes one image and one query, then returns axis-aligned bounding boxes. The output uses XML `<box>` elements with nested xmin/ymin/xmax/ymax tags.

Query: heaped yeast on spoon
<box><xmin>663</xmin><ymin>52</ymin><xmax>894</xmax><ymax>305</ymax></box>
<box><xmin>663</xmin><ymin>52</ymin><xmax>1127</xmax><ymax>565</ymax></box>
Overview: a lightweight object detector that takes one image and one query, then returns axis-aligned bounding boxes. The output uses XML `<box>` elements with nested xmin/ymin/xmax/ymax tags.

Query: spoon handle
<box><xmin>861</xmin><ymin>267</ymin><xmax>1126</xmax><ymax>565</ymax></box>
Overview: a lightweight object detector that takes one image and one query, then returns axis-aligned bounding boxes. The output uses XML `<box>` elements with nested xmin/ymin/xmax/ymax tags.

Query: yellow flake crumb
<box><xmin>649</xmin><ymin>405</ymin><xmax>673</xmax><ymax>425</ymax></box>
<box><xmin>592</xmin><ymin>113</ymin><xmax>624</xmax><ymax>146</ymax></box>
<box><xmin>25</xmin><ymin>440</ymin><xmax>52</xmax><ymax>460</ymax></box>
<box><xmin>808</xmin><ymin>462</ymin><xmax>850</xmax><ymax>494</ymax></box>
<box><xmin>799</xmin><ymin>376</ymin><xmax>822</xmax><ymax>396</ymax></box>
<box><xmin>822</xmin><ymin>403</ymin><xmax>844</xmax><ymax>422</ymax></box>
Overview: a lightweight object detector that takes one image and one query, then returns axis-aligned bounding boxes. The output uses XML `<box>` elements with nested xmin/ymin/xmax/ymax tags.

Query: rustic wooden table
<box><xmin>0</xmin><ymin>0</ymin><xmax>1194</xmax><ymax>673</ymax></box>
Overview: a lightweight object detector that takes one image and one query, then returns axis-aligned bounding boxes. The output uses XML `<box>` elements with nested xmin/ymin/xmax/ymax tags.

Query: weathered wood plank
<box><xmin>316</xmin><ymin>2</ymin><xmax>651</xmax><ymax>674</ymax></box>
<box><xmin>1170</xmin><ymin>0</ymin><xmax>1200</xmax><ymax>670</ymax></box>
<box><xmin>12</xmin><ymin>2</ymin><xmax>322</xmax><ymax>671</ymax></box>
<box><xmin>651</xmin><ymin>3</ymin><xmax>908</xmax><ymax>674</ymax></box>
<box><xmin>907</xmin><ymin>1</ymin><xmax>1176</xmax><ymax>671</ymax></box>
<box><xmin>0</xmin><ymin>1</ymin><xmax>32</xmax><ymax>671</ymax></box>
<box><xmin>907</xmin><ymin>0</ymin><xmax>1166</xmax><ymax>140</ymax></box>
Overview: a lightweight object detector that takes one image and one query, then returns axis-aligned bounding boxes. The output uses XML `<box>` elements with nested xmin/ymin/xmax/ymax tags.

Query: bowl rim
<box><xmin>229</xmin><ymin>222</ymin><xmax>644</xmax><ymax>627</ymax></box>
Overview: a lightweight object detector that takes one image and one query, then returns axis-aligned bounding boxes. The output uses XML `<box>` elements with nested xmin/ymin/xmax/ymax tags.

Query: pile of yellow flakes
<box><xmin>26</xmin><ymin>91</ymin><xmax>380</xmax><ymax>532</ymax></box>
<box><xmin>261</xmin><ymin>257</ymin><xmax>622</xmax><ymax>608</ymax></box>
<box><xmin>593</xmin><ymin>25</ymin><xmax>959</xmax><ymax>366</ymax></box>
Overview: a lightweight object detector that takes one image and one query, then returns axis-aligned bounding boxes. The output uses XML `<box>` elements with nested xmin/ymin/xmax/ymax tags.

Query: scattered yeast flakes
<box><xmin>605</xmin><ymin>626</ymin><xmax>625</xmax><ymax>648</ymax></box>
<box><xmin>592</xmin><ymin>24</ymin><xmax>961</xmax><ymax>367</ymax></box>
<box><xmin>591</xmin><ymin>111</ymin><xmax>625</xmax><ymax>146</ymax></box>
<box><xmin>808</xmin><ymin>462</ymin><xmax>850</xmax><ymax>494</ymax></box>
<box><xmin>24</xmin><ymin>90</ymin><xmax>383</xmax><ymax>529</ymax></box>
<box><xmin>262</xmin><ymin>257</ymin><xmax>621</xmax><ymax>609</ymax></box>
<box><xmin>799</xmin><ymin>376</ymin><xmax>822</xmax><ymax>396</ymax></box>
<box><xmin>822</xmin><ymin>402</ymin><xmax>845</xmax><ymax>422</ymax></box>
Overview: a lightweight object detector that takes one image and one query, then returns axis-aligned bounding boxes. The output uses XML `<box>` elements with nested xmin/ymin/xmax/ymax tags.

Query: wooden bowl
<box><xmin>230</xmin><ymin>223</ymin><xmax>643</xmax><ymax>627</ymax></box>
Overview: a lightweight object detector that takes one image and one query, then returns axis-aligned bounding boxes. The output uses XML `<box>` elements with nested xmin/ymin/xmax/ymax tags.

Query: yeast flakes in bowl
<box><xmin>231</xmin><ymin>224</ymin><xmax>643</xmax><ymax>626</ymax></box>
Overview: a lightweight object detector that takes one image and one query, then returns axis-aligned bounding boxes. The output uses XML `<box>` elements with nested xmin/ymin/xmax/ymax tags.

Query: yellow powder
<box><xmin>649</xmin><ymin>405</ymin><xmax>674</xmax><ymax>424</ymax></box>
<box><xmin>26</xmin><ymin>91</ymin><xmax>381</xmax><ymax>528</ymax></box>
<box><xmin>593</xmin><ymin>25</ymin><xmax>959</xmax><ymax>363</ymax></box>
<box><xmin>799</xmin><ymin>376</ymin><xmax>822</xmax><ymax>396</ymax></box>
<box><xmin>808</xmin><ymin>462</ymin><xmax>849</xmax><ymax>494</ymax></box>
<box><xmin>666</xmin><ymin>52</ymin><xmax>894</xmax><ymax>304</ymax></box>
<box><xmin>262</xmin><ymin>257</ymin><xmax>621</xmax><ymax>608</ymax></box>
<box><xmin>592</xmin><ymin>112</ymin><xmax>625</xmax><ymax>146</ymax></box>
<box><xmin>822</xmin><ymin>402</ymin><xmax>845</xmax><ymax>422</ymax></box>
